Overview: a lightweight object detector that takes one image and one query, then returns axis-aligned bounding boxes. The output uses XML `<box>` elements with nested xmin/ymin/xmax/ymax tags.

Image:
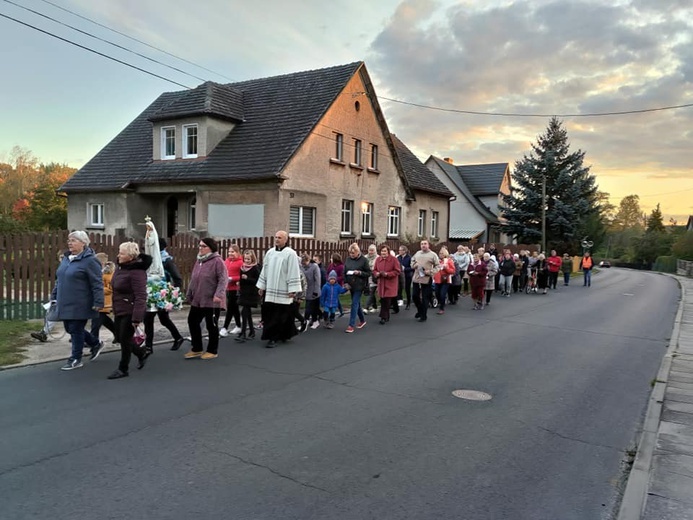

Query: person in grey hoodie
<box><xmin>301</xmin><ymin>253</ymin><xmax>322</xmax><ymax>329</ymax></box>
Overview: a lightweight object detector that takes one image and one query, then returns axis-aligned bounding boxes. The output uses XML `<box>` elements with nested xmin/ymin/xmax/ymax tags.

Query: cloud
<box><xmin>367</xmin><ymin>0</ymin><xmax>693</xmax><ymax>215</ymax></box>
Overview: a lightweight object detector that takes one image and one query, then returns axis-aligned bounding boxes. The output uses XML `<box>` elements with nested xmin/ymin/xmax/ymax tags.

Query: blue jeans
<box><xmin>63</xmin><ymin>319</ymin><xmax>99</xmax><ymax>362</ymax></box>
<box><xmin>349</xmin><ymin>289</ymin><xmax>364</xmax><ymax>327</ymax></box>
<box><xmin>583</xmin><ymin>269</ymin><xmax>591</xmax><ymax>286</ymax></box>
<box><xmin>563</xmin><ymin>272</ymin><xmax>570</xmax><ymax>285</ymax></box>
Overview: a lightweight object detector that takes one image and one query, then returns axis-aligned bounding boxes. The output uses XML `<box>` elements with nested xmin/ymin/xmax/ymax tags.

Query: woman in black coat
<box><xmin>343</xmin><ymin>243</ymin><xmax>371</xmax><ymax>332</ymax></box>
<box><xmin>108</xmin><ymin>242</ymin><xmax>151</xmax><ymax>379</ymax></box>
<box><xmin>235</xmin><ymin>250</ymin><xmax>261</xmax><ymax>342</ymax></box>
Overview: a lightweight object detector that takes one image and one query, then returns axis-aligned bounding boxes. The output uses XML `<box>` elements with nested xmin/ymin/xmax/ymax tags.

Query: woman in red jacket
<box><xmin>373</xmin><ymin>245</ymin><xmax>401</xmax><ymax>325</ymax></box>
<box><xmin>220</xmin><ymin>244</ymin><xmax>243</xmax><ymax>337</ymax></box>
<box><xmin>467</xmin><ymin>253</ymin><xmax>488</xmax><ymax>310</ymax></box>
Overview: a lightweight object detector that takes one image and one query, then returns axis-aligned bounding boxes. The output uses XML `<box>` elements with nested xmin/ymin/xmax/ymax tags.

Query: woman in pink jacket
<box><xmin>373</xmin><ymin>245</ymin><xmax>401</xmax><ymax>325</ymax></box>
<box><xmin>185</xmin><ymin>238</ymin><xmax>227</xmax><ymax>360</ymax></box>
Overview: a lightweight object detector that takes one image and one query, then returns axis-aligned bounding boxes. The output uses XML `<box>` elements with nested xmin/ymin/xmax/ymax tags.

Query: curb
<box><xmin>617</xmin><ymin>274</ymin><xmax>685</xmax><ymax>519</ymax></box>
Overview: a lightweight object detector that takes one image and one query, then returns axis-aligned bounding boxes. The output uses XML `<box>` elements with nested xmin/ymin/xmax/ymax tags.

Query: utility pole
<box><xmin>541</xmin><ymin>175</ymin><xmax>546</xmax><ymax>253</ymax></box>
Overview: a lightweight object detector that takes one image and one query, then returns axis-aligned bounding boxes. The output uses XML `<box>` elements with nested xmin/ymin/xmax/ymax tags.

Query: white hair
<box><xmin>68</xmin><ymin>230</ymin><xmax>90</xmax><ymax>247</ymax></box>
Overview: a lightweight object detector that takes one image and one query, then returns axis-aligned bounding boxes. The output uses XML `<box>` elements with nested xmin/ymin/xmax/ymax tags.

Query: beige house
<box><xmin>62</xmin><ymin>62</ymin><xmax>451</xmax><ymax>242</ymax></box>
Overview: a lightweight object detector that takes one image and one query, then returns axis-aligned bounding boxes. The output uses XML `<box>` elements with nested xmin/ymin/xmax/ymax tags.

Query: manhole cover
<box><xmin>452</xmin><ymin>389</ymin><xmax>492</xmax><ymax>401</ymax></box>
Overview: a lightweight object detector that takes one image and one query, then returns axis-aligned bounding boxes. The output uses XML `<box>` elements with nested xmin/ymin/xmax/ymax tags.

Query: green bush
<box><xmin>653</xmin><ymin>255</ymin><xmax>677</xmax><ymax>273</ymax></box>
<box><xmin>672</xmin><ymin>232</ymin><xmax>693</xmax><ymax>261</ymax></box>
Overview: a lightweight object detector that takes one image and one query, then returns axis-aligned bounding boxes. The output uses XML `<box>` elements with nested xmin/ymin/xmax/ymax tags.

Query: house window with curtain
<box><xmin>361</xmin><ymin>202</ymin><xmax>373</xmax><ymax>236</ymax></box>
<box><xmin>290</xmin><ymin>206</ymin><xmax>315</xmax><ymax>237</ymax></box>
<box><xmin>334</xmin><ymin>133</ymin><xmax>343</xmax><ymax>162</ymax></box>
<box><xmin>417</xmin><ymin>210</ymin><xmax>426</xmax><ymax>237</ymax></box>
<box><xmin>370</xmin><ymin>144</ymin><xmax>378</xmax><ymax>170</ymax></box>
<box><xmin>387</xmin><ymin>206</ymin><xmax>400</xmax><ymax>237</ymax></box>
<box><xmin>183</xmin><ymin>124</ymin><xmax>198</xmax><ymax>158</ymax></box>
<box><xmin>162</xmin><ymin>127</ymin><xmax>175</xmax><ymax>159</ymax></box>
<box><xmin>353</xmin><ymin>139</ymin><xmax>362</xmax><ymax>167</ymax></box>
<box><xmin>341</xmin><ymin>199</ymin><xmax>354</xmax><ymax>235</ymax></box>
<box><xmin>88</xmin><ymin>203</ymin><xmax>104</xmax><ymax>227</ymax></box>
<box><xmin>431</xmin><ymin>211</ymin><xmax>439</xmax><ymax>238</ymax></box>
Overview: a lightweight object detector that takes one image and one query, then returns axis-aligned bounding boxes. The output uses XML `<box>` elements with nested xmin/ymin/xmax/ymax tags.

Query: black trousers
<box><xmin>144</xmin><ymin>309</ymin><xmax>182</xmax><ymax>351</ymax></box>
<box><xmin>187</xmin><ymin>306</ymin><xmax>220</xmax><ymax>354</ymax></box>
<box><xmin>90</xmin><ymin>312</ymin><xmax>116</xmax><ymax>341</ymax></box>
<box><xmin>548</xmin><ymin>271</ymin><xmax>559</xmax><ymax>289</ymax></box>
<box><xmin>412</xmin><ymin>281</ymin><xmax>432</xmax><ymax>320</ymax></box>
<box><xmin>114</xmin><ymin>314</ymin><xmax>140</xmax><ymax>373</ymax></box>
<box><xmin>240</xmin><ymin>305</ymin><xmax>255</xmax><ymax>337</ymax></box>
<box><xmin>398</xmin><ymin>273</ymin><xmax>413</xmax><ymax>305</ymax></box>
<box><xmin>304</xmin><ymin>298</ymin><xmax>321</xmax><ymax>323</ymax></box>
<box><xmin>222</xmin><ymin>290</ymin><xmax>241</xmax><ymax>329</ymax></box>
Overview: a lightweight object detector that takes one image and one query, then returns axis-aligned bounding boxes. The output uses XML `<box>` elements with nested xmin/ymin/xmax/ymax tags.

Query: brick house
<box><xmin>62</xmin><ymin>62</ymin><xmax>452</xmax><ymax>242</ymax></box>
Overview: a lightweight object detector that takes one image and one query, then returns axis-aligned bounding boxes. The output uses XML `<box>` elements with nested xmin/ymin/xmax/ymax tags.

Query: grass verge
<box><xmin>0</xmin><ymin>320</ymin><xmax>37</xmax><ymax>366</ymax></box>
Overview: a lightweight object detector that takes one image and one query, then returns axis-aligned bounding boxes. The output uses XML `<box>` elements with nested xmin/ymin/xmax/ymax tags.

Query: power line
<box><xmin>0</xmin><ymin>11</ymin><xmax>192</xmax><ymax>89</ymax></box>
<box><xmin>36</xmin><ymin>0</ymin><xmax>235</xmax><ymax>82</ymax></box>
<box><xmin>380</xmin><ymin>96</ymin><xmax>693</xmax><ymax>118</ymax></box>
<box><xmin>3</xmin><ymin>0</ymin><xmax>208</xmax><ymax>83</ymax></box>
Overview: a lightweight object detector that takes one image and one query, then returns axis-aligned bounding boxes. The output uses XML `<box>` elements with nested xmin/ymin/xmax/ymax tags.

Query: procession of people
<box><xmin>45</xmin><ymin>222</ymin><xmax>591</xmax><ymax>378</ymax></box>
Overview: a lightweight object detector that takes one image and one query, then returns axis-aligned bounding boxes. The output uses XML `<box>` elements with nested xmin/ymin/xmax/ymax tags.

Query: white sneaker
<box><xmin>311</xmin><ymin>321</ymin><xmax>320</xmax><ymax>330</ymax></box>
<box><xmin>219</xmin><ymin>328</ymin><xmax>229</xmax><ymax>337</ymax></box>
<box><xmin>230</xmin><ymin>326</ymin><xmax>242</xmax><ymax>334</ymax></box>
<box><xmin>397</xmin><ymin>300</ymin><xmax>404</xmax><ymax>306</ymax></box>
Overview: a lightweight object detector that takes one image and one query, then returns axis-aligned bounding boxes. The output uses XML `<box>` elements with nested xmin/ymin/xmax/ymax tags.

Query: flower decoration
<box><xmin>146</xmin><ymin>278</ymin><xmax>184</xmax><ymax>312</ymax></box>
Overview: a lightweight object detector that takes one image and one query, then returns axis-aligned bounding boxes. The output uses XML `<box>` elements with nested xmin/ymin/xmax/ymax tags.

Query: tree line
<box><xmin>500</xmin><ymin>117</ymin><xmax>692</xmax><ymax>267</ymax></box>
<box><xmin>0</xmin><ymin>146</ymin><xmax>74</xmax><ymax>232</ymax></box>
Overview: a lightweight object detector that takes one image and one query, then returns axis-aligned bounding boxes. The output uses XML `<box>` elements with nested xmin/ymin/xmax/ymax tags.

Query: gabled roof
<box><xmin>427</xmin><ymin>156</ymin><xmax>498</xmax><ymax>223</ymax></box>
<box><xmin>457</xmin><ymin>163</ymin><xmax>509</xmax><ymax>196</ymax></box>
<box><xmin>62</xmin><ymin>62</ymin><xmax>363</xmax><ymax>192</ymax></box>
<box><xmin>148</xmin><ymin>81</ymin><xmax>244</xmax><ymax>122</ymax></box>
<box><xmin>391</xmin><ymin>135</ymin><xmax>453</xmax><ymax>198</ymax></box>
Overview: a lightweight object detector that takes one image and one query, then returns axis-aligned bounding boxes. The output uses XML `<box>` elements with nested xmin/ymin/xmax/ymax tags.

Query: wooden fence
<box><xmin>0</xmin><ymin>230</ymin><xmax>534</xmax><ymax>319</ymax></box>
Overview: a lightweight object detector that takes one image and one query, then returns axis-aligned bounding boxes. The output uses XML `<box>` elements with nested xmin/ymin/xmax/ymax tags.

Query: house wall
<box><xmin>67</xmin><ymin>192</ymin><xmax>129</xmax><ymax>235</ymax></box>
<box><xmin>404</xmin><ymin>191</ymin><xmax>450</xmax><ymax>242</ymax></box>
<box><xmin>279</xmin><ymin>71</ymin><xmax>412</xmax><ymax>241</ymax></box>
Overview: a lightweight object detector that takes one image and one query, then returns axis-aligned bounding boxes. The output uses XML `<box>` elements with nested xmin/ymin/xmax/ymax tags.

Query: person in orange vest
<box><xmin>579</xmin><ymin>252</ymin><xmax>594</xmax><ymax>287</ymax></box>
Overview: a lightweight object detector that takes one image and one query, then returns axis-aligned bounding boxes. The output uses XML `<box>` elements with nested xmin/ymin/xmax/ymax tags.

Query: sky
<box><xmin>1</xmin><ymin>0</ymin><xmax>691</xmax><ymax>223</ymax></box>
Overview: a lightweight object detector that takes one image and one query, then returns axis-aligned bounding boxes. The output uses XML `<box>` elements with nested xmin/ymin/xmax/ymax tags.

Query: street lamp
<box><xmin>541</xmin><ymin>175</ymin><xmax>546</xmax><ymax>254</ymax></box>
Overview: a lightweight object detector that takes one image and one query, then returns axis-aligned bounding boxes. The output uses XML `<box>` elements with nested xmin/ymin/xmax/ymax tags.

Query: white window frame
<box><xmin>361</xmin><ymin>202</ymin><xmax>373</xmax><ymax>236</ymax></box>
<box><xmin>370</xmin><ymin>144</ymin><xmax>378</xmax><ymax>170</ymax></box>
<box><xmin>290</xmin><ymin>206</ymin><xmax>316</xmax><ymax>237</ymax></box>
<box><xmin>387</xmin><ymin>206</ymin><xmax>400</xmax><ymax>237</ymax></box>
<box><xmin>334</xmin><ymin>133</ymin><xmax>344</xmax><ymax>162</ymax></box>
<box><xmin>431</xmin><ymin>211</ymin><xmax>439</xmax><ymax>238</ymax></box>
<box><xmin>88</xmin><ymin>202</ymin><xmax>104</xmax><ymax>227</ymax></box>
<box><xmin>183</xmin><ymin>124</ymin><xmax>198</xmax><ymax>158</ymax></box>
<box><xmin>189</xmin><ymin>196</ymin><xmax>196</xmax><ymax>231</ymax></box>
<box><xmin>341</xmin><ymin>199</ymin><xmax>354</xmax><ymax>235</ymax></box>
<box><xmin>353</xmin><ymin>139</ymin><xmax>362</xmax><ymax>166</ymax></box>
<box><xmin>161</xmin><ymin>126</ymin><xmax>176</xmax><ymax>160</ymax></box>
<box><xmin>417</xmin><ymin>210</ymin><xmax>426</xmax><ymax>237</ymax></box>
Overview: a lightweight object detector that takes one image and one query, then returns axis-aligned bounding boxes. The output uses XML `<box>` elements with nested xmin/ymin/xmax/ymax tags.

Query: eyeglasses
<box><xmin>198</xmin><ymin>244</ymin><xmax>209</xmax><ymax>249</ymax></box>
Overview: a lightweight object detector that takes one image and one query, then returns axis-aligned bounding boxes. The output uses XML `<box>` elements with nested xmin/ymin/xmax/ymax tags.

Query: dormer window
<box><xmin>183</xmin><ymin>124</ymin><xmax>198</xmax><ymax>158</ymax></box>
<box><xmin>162</xmin><ymin>127</ymin><xmax>175</xmax><ymax>160</ymax></box>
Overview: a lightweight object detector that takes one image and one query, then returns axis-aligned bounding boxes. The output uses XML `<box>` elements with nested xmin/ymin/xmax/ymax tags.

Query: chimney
<box><xmin>443</xmin><ymin>157</ymin><xmax>454</xmax><ymax>164</ymax></box>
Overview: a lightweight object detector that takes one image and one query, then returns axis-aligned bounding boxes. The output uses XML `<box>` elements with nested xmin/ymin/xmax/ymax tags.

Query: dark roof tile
<box><xmin>456</xmin><ymin>163</ymin><xmax>508</xmax><ymax>196</ymax></box>
<box><xmin>391</xmin><ymin>135</ymin><xmax>453</xmax><ymax>197</ymax></box>
<box><xmin>62</xmin><ymin>62</ymin><xmax>363</xmax><ymax>192</ymax></box>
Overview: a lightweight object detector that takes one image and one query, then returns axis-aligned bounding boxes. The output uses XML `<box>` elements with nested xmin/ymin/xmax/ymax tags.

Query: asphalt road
<box><xmin>0</xmin><ymin>268</ymin><xmax>679</xmax><ymax>520</ymax></box>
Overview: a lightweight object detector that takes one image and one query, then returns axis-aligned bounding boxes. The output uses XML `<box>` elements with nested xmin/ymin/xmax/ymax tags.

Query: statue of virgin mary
<box><xmin>144</xmin><ymin>216</ymin><xmax>165</xmax><ymax>280</ymax></box>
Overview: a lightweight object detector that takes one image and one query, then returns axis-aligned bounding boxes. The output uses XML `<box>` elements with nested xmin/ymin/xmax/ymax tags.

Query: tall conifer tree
<box><xmin>501</xmin><ymin>117</ymin><xmax>599</xmax><ymax>251</ymax></box>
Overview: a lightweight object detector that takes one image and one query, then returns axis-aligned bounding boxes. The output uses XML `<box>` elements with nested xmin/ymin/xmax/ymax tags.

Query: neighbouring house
<box><xmin>61</xmin><ymin>62</ymin><xmax>451</xmax><ymax>243</ymax></box>
<box><xmin>424</xmin><ymin>156</ymin><xmax>513</xmax><ymax>244</ymax></box>
<box><xmin>687</xmin><ymin>216</ymin><xmax>693</xmax><ymax>232</ymax></box>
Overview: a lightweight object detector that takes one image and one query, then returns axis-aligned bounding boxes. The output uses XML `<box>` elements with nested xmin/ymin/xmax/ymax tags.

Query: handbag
<box><xmin>45</xmin><ymin>301</ymin><xmax>59</xmax><ymax>322</ymax></box>
<box><xmin>133</xmin><ymin>324</ymin><xmax>146</xmax><ymax>347</ymax></box>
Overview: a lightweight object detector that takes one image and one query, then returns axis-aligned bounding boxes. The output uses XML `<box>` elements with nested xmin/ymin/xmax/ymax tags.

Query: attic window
<box><xmin>162</xmin><ymin>127</ymin><xmax>175</xmax><ymax>160</ymax></box>
<box><xmin>183</xmin><ymin>124</ymin><xmax>198</xmax><ymax>158</ymax></box>
<box><xmin>354</xmin><ymin>100</ymin><xmax>360</xmax><ymax>111</ymax></box>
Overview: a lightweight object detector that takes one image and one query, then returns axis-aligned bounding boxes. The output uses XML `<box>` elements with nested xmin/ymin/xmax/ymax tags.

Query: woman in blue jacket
<box><xmin>51</xmin><ymin>230</ymin><xmax>104</xmax><ymax>371</ymax></box>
